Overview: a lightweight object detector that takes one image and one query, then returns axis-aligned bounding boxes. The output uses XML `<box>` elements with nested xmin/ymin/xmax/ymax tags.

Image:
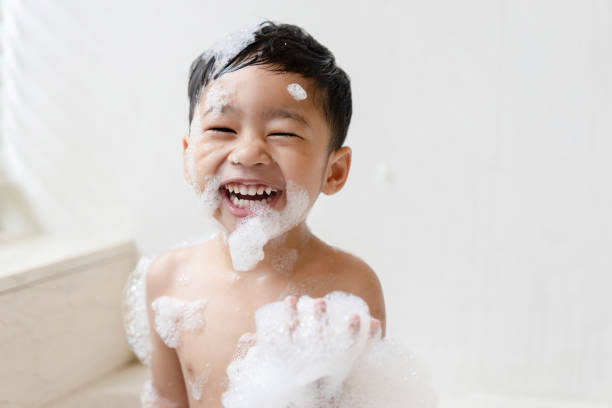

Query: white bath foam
<box><xmin>287</xmin><ymin>83</ymin><xmax>307</xmax><ymax>101</ymax></box>
<box><xmin>122</xmin><ymin>255</ymin><xmax>154</xmax><ymax>366</ymax></box>
<box><xmin>151</xmin><ymin>296</ymin><xmax>208</xmax><ymax>348</ymax></box>
<box><xmin>141</xmin><ymin>380</ymin><xmax>180</xmax><ymax>408</ymax></box>
<box><xmin>227</xmin><ymin>182</ymin><xmax>310</xmax><ymax>271</ymax></box>
<box><xmin>204</xmin><ymin>82</ymin><xmax>233</xmax><ymax>116</ymax></box>
<box><xmin>192</xmin><ymin>175</ymin><xmax>222</xmax><ymax>217</ymax></box>
<box><xmin>200</xmin><ymin>22</ymin><xmax>261</xmax><ymax>80</ymax></box>
<box><xmin>188</xmin><ymin>363</ymin><xmax>213</xmax><ymax>401</ymax></box>
<box><xmin>222</xmin><ymin>291</ymin><xmax>437</xmax><ymax>408</ymax></box>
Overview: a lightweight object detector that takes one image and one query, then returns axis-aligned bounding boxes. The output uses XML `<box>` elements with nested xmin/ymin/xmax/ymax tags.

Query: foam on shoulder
<box><xmin>151</xmin><ymin>296</ymin><xmax>208</xmax><ymax>348</ymax></box>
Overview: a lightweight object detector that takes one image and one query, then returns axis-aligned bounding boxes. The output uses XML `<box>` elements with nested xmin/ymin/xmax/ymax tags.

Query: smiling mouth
<box><xmin>222</xmin><ymin>183</ymin><xmax>281</xmax><ymax>209</ymax></box>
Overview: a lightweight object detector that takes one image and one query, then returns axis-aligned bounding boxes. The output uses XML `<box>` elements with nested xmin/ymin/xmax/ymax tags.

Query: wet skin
<box><xmin>146</xmin><ymin>65</ymin><xmax>386</xmax><ymax>407</ymax></box>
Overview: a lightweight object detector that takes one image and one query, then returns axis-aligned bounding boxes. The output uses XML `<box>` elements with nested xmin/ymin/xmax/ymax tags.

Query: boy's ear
<box><xmin>182</xmin><ymin>133</ymin><xmax>192</xmax><ymax>184</ymax></box>
<box><xmin>322</xmin><ymin>146</ymin><xmax>352</xmax><ymax>195</ymax></box>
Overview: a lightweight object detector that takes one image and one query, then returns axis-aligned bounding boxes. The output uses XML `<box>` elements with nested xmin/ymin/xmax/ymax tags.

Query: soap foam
<box><xmin>122</xmin><ymin>235</ymin><xmax>219</xmax><ymax>366</ymax></box>
<box><xmin>227</xmin><ymin>182</ymin><xmax>310</xmax><ymax>271</ymax></box>
<box><xmin>199</xmin><ymin>23</ymin><xmax>260</xmax><ymax>81</ymax></box>
<box><xmin>123</xmin><ymin>256</ymin><xmax>153</xmax><ymax>366</ymax></box>
<box><xmin>152</xmin><ymin>296</ymin><xmax>208</xmax><ymax>348</ymax></box>
<box><xmin>194</xmin><ymin>175</ymin><xmax>222</xmax><ymax>216</ymax></box>
<box><xmin>140</xmin><ymin>380</ymin><xmax>180</xmax><ymax>408</ymax></box>
<box><xmin>188</xmin><ymin>363</ymin><xmax>213</xmax><ymax>401</ymax></box>
<box><xmin>205</xmin><ymin>82</ymin><xmax>233</xmax><ymax>116</ymax></box>
<box><xmin>287</xmin><ymin>83</ymin><xmax>307</xmax><ymax>101</ymax></box>
<box><xmin>222</xmin><ymin>291</ymin><xmax>437</xmax><ymax>408</ymax></box>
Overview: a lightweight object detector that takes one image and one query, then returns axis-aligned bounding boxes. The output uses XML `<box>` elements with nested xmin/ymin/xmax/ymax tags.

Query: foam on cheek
<box><xmin>140</xmin><ymin>380</ymin><xmax>180</xmax><ymax>408</ymax></box>
<box><xmin>287</xmin><ymin>83</ymin><xmax>307</xmax><ymax>101</ymax></box>
<box><xmin>195</xmin><ymin>175</ymin><xmax>222</xmax><ymax>217</ymax></box>
<box><xmin>151</xmin><ymin>296</ymin><xmax>208</xmax><ymax>348</ymax></box>
<box><xmin>188</xmin><ymin>363</ymin><xmax>213</xmax><ymax>401</ymax></box>
<box><xmin>227</xmin><ymin>182</ymin><xmax>310</xmax><ymax>271</ymax></box>
<box><xmin>222</xmin><ymin>292</ymin><xmax>437</xmax><ymax>408</ymax></box>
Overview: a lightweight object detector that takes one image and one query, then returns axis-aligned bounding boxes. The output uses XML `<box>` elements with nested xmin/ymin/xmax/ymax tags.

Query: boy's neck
<box><xmin>218</xmin><ymin>222</ymin><xmax>313</xmax><ymax>275</ymax></box>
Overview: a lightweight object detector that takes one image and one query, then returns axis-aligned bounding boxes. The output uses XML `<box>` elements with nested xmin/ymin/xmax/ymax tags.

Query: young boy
<box><xmin>144</xmin><ymin>21</ymin><xmax>386</xmax><ymax>407</ymax></box>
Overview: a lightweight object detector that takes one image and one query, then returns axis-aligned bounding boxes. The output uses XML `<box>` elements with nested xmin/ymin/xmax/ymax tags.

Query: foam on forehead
<box><xmin>227</xmin><ymin>182</ymin><xmax>311</xmax><ymax>271</ymax></box>
<box><xmin>204</xmin><ymin>82</ymin><xmax>233</xmax><ymax>117</ymax></box>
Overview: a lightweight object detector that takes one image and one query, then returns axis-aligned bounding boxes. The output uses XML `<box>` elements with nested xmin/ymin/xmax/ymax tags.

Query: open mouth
<box><xmin>221</xmin><ymin>182</ymin><xmax>281</xmax><ymax>211</ymax></box>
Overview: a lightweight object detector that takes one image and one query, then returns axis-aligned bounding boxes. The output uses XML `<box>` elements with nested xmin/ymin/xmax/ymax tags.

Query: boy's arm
<box><xmin>145</xmin><ymin>255</ymin><xmax>189</xmax><ymax>407</ymax></box>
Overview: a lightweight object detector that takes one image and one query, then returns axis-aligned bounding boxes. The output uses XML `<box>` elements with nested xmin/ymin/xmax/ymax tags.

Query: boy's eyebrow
<box><xmin>202</xmin><ymin>104</ymin><xmax>311</xmax><ymax>128</ymax></box>
<box><xmin>262</xmin><ymin>108</ymin><xmax>311</xmax><ymax>128</ymax></box>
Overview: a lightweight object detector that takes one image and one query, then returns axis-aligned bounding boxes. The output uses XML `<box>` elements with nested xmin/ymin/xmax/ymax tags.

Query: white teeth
<box><xmin>247</xmin><ymin>186</ymin><xmax>257</xmax><ymax>196</ymax></box>
<box><xmin>239</xmin><ymin>185</ymin><xmax>248</xmax><ymax>195</ymax></box>
<box><xmin>265</xmin><ymin>187</ymin><xmax>272</xmax><ymax>195</ymax></box>
<box><xmin>257</xmin><ymin>187</ymin><xmax>264</xmax><ymax>195</ymax></box>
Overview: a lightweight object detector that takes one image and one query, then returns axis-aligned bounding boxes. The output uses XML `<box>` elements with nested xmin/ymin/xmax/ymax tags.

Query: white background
<box><xmin>2</xmin><ymin>0</ymin><xmax>611</xmax><ymax>403</ymax></box>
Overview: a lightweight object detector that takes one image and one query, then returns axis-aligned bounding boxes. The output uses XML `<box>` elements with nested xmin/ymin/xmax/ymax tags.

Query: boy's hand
<box><xmin>283</xmin><ymin>295</ymin><xmax>381</xmax><ymax>339</ymax></box>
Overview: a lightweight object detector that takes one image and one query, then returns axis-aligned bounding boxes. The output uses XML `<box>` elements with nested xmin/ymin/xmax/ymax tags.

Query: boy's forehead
<box><xmin>198</xmin><ymin>66</ymin><xmax>320</xmax><ymax>116</ymax></box>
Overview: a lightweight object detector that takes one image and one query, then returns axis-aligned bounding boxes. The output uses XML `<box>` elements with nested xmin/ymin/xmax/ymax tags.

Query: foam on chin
<box><xmin>226</xmin><ymin>182</ymin><xmax>310</xmax><ymax>271</ymax></box>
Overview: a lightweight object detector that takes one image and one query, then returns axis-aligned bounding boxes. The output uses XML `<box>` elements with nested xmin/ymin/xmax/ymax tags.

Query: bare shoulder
<box><xmin>145</xmin><ymin>242</ymin><xmax>205</xmax><ymax>299</ymax></box>
<box><xmin>320</xmin><ymin>244</ymin><xmax>386</xmax><ymax>330</ymax></box>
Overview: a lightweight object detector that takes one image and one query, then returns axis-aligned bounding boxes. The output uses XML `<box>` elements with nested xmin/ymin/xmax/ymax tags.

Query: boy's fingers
<box><xmin>284</xmin><ymin>296</ymin><xmax>299</xmax><ymax>336</ymax></box>
<box><xmin>314</xmin><ymin>298</ymin><xmax>327</xmax><ymax>319</ymax></box>
<box><xmin>369</xmin><ymin>318</ymin><xmax>381</xmax><ymax>336</ymax></box>
<box><xmin>284</xmin><ymin>295</ymin><xmax>297</xmax><ymax>311</ymax></box>
<box><xmin>348</xmin><ymin>314</ymin><xmax>361</xmax><ymax>335</ymax></box>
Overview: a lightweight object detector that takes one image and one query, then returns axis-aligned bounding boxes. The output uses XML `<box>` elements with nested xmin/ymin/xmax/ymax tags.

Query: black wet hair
<box><xmin>187</xmin><ymin>21</ymin><xmax>352</xmax><ymax>151</ymax></box>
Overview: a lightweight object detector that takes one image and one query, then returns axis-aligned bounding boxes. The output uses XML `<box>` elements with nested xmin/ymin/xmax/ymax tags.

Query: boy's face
<box><xmin>183</xmin><ymin>65</ymin><xmax>351</xmax><ymax>231</ymax></box>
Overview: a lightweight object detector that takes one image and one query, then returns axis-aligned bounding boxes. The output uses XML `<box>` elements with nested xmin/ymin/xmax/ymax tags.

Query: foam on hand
<box><xmin>222</xmin><ymin>291</ymin><xmax>437</xmax><ymax>408</ymax></box>
<box><xmin>287</xmin><ymin>83</ymin><xmax>307</xmax><ymax>101</ymax></box>
<box><xmin>227</xmin><ymin>182</ymin><xmax>310</xmax><ymax>271</ymax></box>
<box><xmin>152</xmin><ymin>296</ymin><xmax>208</xmax><ymax>348</ymax></box>
<box><xmin>140</xmin><ymin>380</ymin><xmax>180</xmax><ymax>408</ymax></box>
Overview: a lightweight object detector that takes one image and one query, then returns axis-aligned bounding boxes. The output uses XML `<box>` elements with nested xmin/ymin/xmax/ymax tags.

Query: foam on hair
<box><xmin>227</xmin><ymin>182</ymin><xmax>310</xmax><ymax>271</ymax></box>
<box><xmin>200</xmin><ymin>23</ymin><xmax>260</xmax><ymax>80</ymax></box>
<box><xmin>152</xmin><ymin>296</ymin><xmax>208</xmax><ymax>348</ymax></box>
<box><xmin>222</xmin><ymin>291</ymin><xmax>437</xmax><ymax>408</ymax></box>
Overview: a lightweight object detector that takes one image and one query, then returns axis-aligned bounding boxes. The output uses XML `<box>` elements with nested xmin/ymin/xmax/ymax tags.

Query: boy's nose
<box><xmin>228</xmin><ymin>136</ymin><xmax>272</xmax><ymax>167</ymax></box>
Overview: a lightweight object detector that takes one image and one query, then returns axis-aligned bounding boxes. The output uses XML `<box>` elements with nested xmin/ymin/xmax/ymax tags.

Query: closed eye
<box><xmin>209</xmin><ymin>127</ymin><xmax>236</xmax><ymax>133</ymax></box>
<box><xmin>268</xmin><ymin>132</ymin><xmax>303</xmax><ymax>139</ymax></box>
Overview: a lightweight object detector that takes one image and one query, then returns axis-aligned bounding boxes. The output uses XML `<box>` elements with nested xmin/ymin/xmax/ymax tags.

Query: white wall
<box><xmin>3</xmin><ymin>0</ymin><xmax>611</xmax><ymax>403</ymax></box>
